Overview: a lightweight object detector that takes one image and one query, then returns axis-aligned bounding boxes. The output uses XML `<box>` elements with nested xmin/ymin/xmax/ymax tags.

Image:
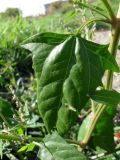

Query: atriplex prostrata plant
<box><xmin>0</xmin><ymin>0</ymin><xmax>120</xmax><ymax>159</ymax></box>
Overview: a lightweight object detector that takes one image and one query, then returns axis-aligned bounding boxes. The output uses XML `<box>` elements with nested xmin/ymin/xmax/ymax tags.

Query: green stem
<box><xmin>0</xmin><ymin>133</ymin><xmax>80</xmax><ymax>147</ymax></box>
<box><xmin>66</xmin><ymin>139</ymin><xmax>82</xmax><ymax>146</ymax></box>
<box><xmin>106</xmin><ymin>23</ymin><xmax>120</xmax><ymax>89</ymax></box>
<box><xmin>0</xmin><ymin>133</ymin><xmax>42</xmax><ymax>142</ymax></box>
<box><xmin>101</xmin><ymin>0</ymin><xmax>116</xmax><ymax>20</ymax></box>
<box><xmin>76</xmin><ymin>18</ymin><xmax>110</xmax><ymax>34</ymax></box>
<box><xmin>76</xmin><ymin>1</ymin><xmax>110</xmax><ymax>20</ymax></box>
<box><xmin>0</xmin><ymin>133</ymin><xmax>21</xmax><ymax>141</ymax></box>
<box><xmin>0</xmin><ymin>133</ymin><xmax>80</xmax><ymax>146</ymax></box>
<box><xmin>81</xmin><ymin>105</ymin><xmax>105</xmax><ymax>147</ymax></box>
<box><xmin>91</xmin><ymin>99</ymin><xmax>95</xmax><ymax>114</ymax></box>
<box><xmin>117</xmin><ymin>3</ymin><xmax>120</xmax><ymax>18</ymax></box>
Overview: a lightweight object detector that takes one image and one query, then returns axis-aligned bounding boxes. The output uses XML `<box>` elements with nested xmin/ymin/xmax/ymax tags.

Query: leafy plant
<box><xmin>0</xmin><ymin>0</ymin><xmax>120</xmax><ymax>159</ymax></box>
<box><xmin>22</xmin><ymin>0</ymin><xmax>120</xmax><ymax>158</ymax></box>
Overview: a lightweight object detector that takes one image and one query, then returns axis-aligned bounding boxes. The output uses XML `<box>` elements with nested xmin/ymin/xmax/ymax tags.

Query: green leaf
<box><xmin>91</xmin><ymin>89</ymin><xmax>120</xmax><ymax>107</ymax></box>
<box><xmin>22</xmin><ymin>33</ymin><xmax>118</xmax><ymax>134</ymax></box>
<box><xmin>0</xmin><ymin>98</ymin><xmax>13</xmax><ymax>121</ymax></box>
<box><xmin>27</xmin><ymin>143</ymin><xmax>35</xmax><ymax>152</ymax></box>
<box><xmin>56</xmin><ymin>37</ymin><xmax>105</xmax><ymax>134</ymax></box>
<box><xmin>17</xmin><ymin>128</ymin><xmax>24</xmax><ymax>136</ymax></box>
<box><xmin>18</xmin><ymin>146</ymin><xmax>27</xmax><ymax>153</ymax></box>
<box><xmin>81</xmin><ymin>39</ymin><xmax>119</xmax><ymax>72</ymax></box>
<box><xmin>37</xmin><ymin>143</ymin><xmax>54</xmax><ymax>160</ymax></box>
<box><xmin>38</xmin><ymin>132</ymin><xmax>87</xmax><ymax>160</ymax></box>
<box><xmin>23</xmin><ymin>32</ymin><xmax>69</xmax><ymax>45</ymax></box>
<box><xmin>92</xmin><ymin>106</ymin><xmax>116</xmax><ymax>152</ymax></box>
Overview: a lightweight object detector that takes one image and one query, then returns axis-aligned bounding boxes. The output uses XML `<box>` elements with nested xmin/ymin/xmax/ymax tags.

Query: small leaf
<box><xmin>91</xmin><ymin>89</ymin><xmax>120</xmax><ymax>107</ymax></box>
<box><xmin>18</xmin><ymin>146</ymin><xmax>27</xmax><ymax>153</ymax></box>
<box><xmin>64</xmin><ymin>11</ymin><xmax>77</xmax><ymax>23</ymax></box>
<box><xmin>17</xmin><ymin>128</ymin><xmax>24</xmax><ymax>136</ymax></box>
<box><xmin>38</xmin><ymin>132</ymin><xmax>87</xmax><ymax>160</ymax></box>
<box><xmin>0</xmin><ymin>98</ymin><xmax>13</xmax><ymax>123</ymax></box>
<box><xmin>27</xmin><ymin>143</ymin><xmax>35</xmax><ymax>152</ymax></box>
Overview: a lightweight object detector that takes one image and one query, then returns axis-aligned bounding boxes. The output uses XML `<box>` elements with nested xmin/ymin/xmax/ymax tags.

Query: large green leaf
<box><xmin>23</xmin><ymin>36</ymin><xmax>77</xmax><ymax>132</ymax></box>
<box><xmin>56</xmin><ymin>37</ymin><xmax>104</xmax><ymax>134</ymax></box>
<box><xmin>22</xmin><ymin>32</ymin><xmax>119</xmax><ymax>134</ymax></box>
<box><xmin>91</xmin><ymin>89</ymin><xmax>120</xmax><ymax>107</ymax></box>
<box><xmin>38</xmin><ymin>132</ymin><xmax>87</xmax><ymax>160</ymax></box>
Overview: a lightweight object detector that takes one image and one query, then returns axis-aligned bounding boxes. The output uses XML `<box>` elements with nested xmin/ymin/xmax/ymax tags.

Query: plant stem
<box><xmin>76</xmin><ymin>18</ymin><xmax>110</xmax><ymax>34</ymax></box>
<box><xmin>101</xmin><ymin>0</ymin><xmax>116</xmax><ymax>20</ymax></box>
<box><xmin>0</xmin><ymin>133</ymin><xmax>21</xmax><ymax>141</ymax></box>
<box><xmin>106</xmin><ymin>22</ymin><xmax>120</xmax><ymax>89</ymax></box>
<box><xmin>0</xmin><ymin>133</ymin><xmax>82</xmax><ymax>148</ymax></box>
<box><xmin>91</xmin><ymin>99</ymin><xmax>95</xmax><ymax>114</ymax></box>
<box><xmin>81</xmin><ymin>104</ymin><xmax>105</xmax><ymax>147</ymax></box>
<box><xmin>117</xmin><ymin>3</ymin><xmax>120</xmax><ymax>18</ymax></box>
<box><xmin>66</xmin><ymin>139</ymin><xmax>82</xmax><ymax>146</ymax></box>
<box><xmin>0</xmin><ymin>133</ymin><xmax>42</xmax><ymax>142</ymax></box>
<box><xmin>76</xmin><ymin>1</ymin><xmax>110</xmax><ymax>20</ymax></box>
<box><xmin>106</xmin><ymin>3</ymin><xmax>120</xmax><ymax>89</ymax></box>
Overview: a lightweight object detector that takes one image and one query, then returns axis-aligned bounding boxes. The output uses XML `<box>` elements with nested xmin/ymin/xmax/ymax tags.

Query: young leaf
<box><xmin>27</xmin><ymin>143</ymin><xmax>35</xmax><ymax>152</ymax></box>
<box><xmin>91</xmin><ymin>89</ymin><xmax>120</xmax><ymax>107</ymax></box>
<box><xmin>38</xmin><ymin>132</ymin><xmax>87</xmax><ymax>160</ymax></box>
<box><xmin>18</xmin><ymin>146</ymin><xmax>27</xmax><ymax>153</ymax></box>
